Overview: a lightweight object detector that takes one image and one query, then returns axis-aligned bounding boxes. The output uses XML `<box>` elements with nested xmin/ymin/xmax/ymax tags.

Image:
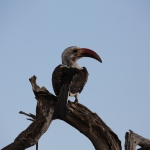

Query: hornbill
<box><xmin>52</xmin><ymin>46</ymin><xmax>102</xmax><ymax>119</ymax></box>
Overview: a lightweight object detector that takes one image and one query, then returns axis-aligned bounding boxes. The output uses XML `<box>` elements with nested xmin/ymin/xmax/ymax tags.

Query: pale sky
<box><xmin>0</xmin><ymin>1</ymin><xmax>150</xmax><ymax>150</ymax></box>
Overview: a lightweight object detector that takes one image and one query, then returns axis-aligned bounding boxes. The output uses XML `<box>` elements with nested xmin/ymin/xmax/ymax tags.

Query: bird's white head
<box><xmin>62</xmin><ymin>46</ymin><xmax>102</xmax><ymax>69</ymax></box>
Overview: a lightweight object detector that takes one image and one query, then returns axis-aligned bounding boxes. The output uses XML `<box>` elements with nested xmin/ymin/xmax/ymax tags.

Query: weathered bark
<box><xmin>2</xmin><ymin>76</ymin><xmax>56</xmax><ymax>150</ymax></box>
<box><xmin>65</xmin><ymin>102</ymin><xmax>121</xmax><ymax>150</ymax></box>
<box><xmin>2</xmin><ymin>75</ymin><xmax>121</xmax><ymax>150</ymax></box>
<box><xmin>125</xmin><ymin>130</ymin><xmax>150</xmax><ymax>150</ymax></box>
<box><xmin>2</xmin><ymin>75</ymin><xmax>149</xmax><ymax>150</ymax></box>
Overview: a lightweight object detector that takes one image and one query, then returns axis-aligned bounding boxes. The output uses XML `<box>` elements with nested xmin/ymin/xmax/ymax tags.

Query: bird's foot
<box><xmin>74</xmin><ymin>98</ymin><xmax>78</xmax><ymax>105</ymax></box>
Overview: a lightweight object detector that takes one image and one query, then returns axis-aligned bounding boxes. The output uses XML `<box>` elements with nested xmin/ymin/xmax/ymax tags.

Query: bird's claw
<box><xmin>74</xmin><ymin>98</ymin><xmax>78</xmax><ymax>104</ymax></box>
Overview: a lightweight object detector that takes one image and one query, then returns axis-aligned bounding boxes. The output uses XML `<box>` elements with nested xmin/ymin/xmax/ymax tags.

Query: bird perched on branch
<box><xmin>52</xmin><ymin>46</ymin><xmax>102</xmax><ymax>119</ymax></box>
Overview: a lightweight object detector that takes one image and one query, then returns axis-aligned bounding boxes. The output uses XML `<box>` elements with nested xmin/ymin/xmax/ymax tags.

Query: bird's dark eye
<box><xmin>73</xmin><ymin>49</ymin><xmax>77</xmax><ymax>53</ymax></box>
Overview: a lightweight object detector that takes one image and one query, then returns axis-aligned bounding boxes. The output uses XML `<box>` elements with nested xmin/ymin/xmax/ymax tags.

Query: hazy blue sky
<box><xmin>0</xmin><ymin>1</ymin><xmax>150</xmax><ymax>150</ymax></box>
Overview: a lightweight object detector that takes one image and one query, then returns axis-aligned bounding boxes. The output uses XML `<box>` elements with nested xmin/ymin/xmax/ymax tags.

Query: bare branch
<box><xmin>125</xmin><ymin>130</ymin><xmax>150</xmax><ymax>150</ymax></box>
<box><xmin>65</xmin><ymin>101</ymin><xmax>121</xmax><ymax>150</ymax></box>
<box><xmin>19</xmin><ymin>111</ymin><xmax>36</xmax><ymax>120</ymax></box>
<box><xmin>2</xmin><ymin>75</ymin><xmax>121</xmax><ymax>150</ymax></box>
<box><xmin>2</xmin><ymin>76</ymin><xmax>56</xmax><ymax>150</ymax></box>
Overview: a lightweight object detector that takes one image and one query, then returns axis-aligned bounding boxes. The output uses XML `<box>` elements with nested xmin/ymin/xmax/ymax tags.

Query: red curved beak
<box><xmin>78</xmin><ymin>48</ymin><xmax>102</xmax><ymax>63</ymax></box>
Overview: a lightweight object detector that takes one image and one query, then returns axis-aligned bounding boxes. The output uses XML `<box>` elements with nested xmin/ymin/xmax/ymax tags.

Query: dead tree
<box><xmin>1</xmin><ymin>76</ymin><xmax>150</xmax><ymax>150</ymax></box>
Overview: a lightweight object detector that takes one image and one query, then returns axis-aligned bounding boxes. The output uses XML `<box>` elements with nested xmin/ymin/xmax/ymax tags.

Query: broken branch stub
<box><xmin>125</xmin><ymin>130</ymin><xmax>150</xmax><ymax>150</ymax></box>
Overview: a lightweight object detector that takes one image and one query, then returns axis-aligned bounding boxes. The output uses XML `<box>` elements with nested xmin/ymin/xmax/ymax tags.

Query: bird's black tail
<box><xmin>52</xmin><ymin>83</ymin><xmax>69</xmax><ymax>120</ymax></box>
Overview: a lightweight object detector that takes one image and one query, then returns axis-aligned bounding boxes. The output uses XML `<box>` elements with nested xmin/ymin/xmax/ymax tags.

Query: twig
<box><xmin>19</xmin><ymin>111</ymin><xmax>36</xmax><ymax>119</ymax></box>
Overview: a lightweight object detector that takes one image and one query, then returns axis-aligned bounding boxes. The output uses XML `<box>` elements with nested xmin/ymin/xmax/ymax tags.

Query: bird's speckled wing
<box><xmin>69</xmin><ymin>67</ymin><xmax>88</xmax><ymax>94</ymax></box>
<box><xmin>52</xmin><ymin>64</ymin><xmax>65</xmax><ymax>96</ymax></box>
<box><xmin>52</xmin><ymin>65</ymin><xmax>88</xmax><ymax>96</ymax></box>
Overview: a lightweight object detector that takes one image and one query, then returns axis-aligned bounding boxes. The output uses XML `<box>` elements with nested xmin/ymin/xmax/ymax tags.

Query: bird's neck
<box><xmin>68</xmin><ymin>62</ymin><xmax>82</xmax><ymax>70</ymax></box>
